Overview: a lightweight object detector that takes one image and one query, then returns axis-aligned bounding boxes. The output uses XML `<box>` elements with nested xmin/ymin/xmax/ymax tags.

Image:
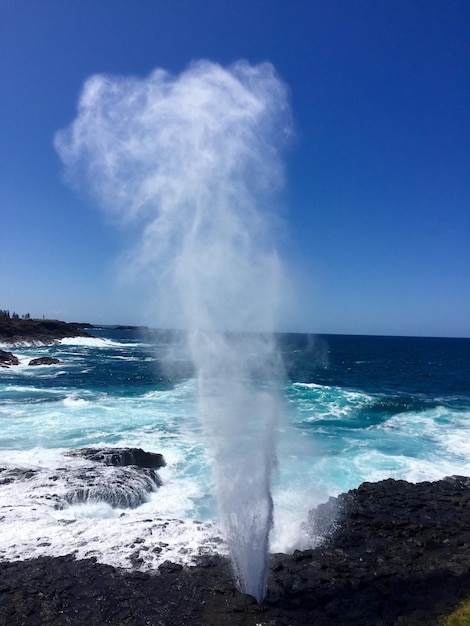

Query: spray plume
<box><xmin>55</xmin><ymin>60</ymin><xmax>291</xmax><ymax>602</ymax></box>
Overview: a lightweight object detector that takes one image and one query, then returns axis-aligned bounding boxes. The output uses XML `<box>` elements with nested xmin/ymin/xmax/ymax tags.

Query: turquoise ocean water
<box><xmin>1</xmin><ymin>328</ymin><xmax>469</xmax><ymax>569</ymax></box>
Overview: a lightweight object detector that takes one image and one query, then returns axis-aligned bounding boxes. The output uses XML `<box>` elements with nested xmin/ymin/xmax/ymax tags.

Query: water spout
<box><xmin>55</xmin><ymin>59</ymin><xmax>291</xmax><ymax>601</ymax></box>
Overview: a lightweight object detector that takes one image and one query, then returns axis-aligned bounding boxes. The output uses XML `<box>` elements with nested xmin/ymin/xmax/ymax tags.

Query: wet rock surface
<box><xmin>60</xmin><ymin>465</ymin><xmax>162</xmax><ymax>509</ymax></box>
<box><xmin>1</xmin><ymin>476</ymin><xmax>470</xmax><ymax>625</ymax></box>
<box><xmin>28</xmin><ymin>357</ymin><xmax>61</xmax><ymax>366</ymax></box>
<box><xmin>0</xmin><ymin>350</ymin><xmax>19</xmax><ymax>368</ymax></box>
<box><xmin>66</xmin><ymin>447</ymin><xmax>166</xmax><ymax>469</ymax></box>
<box><xmin>1</xmin><ymin>448</ymin><xmax>165</xmax><ymax>511</ymax></box>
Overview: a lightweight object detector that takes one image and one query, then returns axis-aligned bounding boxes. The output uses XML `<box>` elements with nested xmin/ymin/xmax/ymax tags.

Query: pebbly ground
<box><xmin>1</xmin><ymin>476</ymin><xmax>470</xmax><ymax>625</ymax></box>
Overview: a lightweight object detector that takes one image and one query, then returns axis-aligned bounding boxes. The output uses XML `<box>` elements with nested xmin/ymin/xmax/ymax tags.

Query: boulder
<box><xmin>28</xmin><ymin>357</ymin><xmax>61</xmax><ymax>366</ymax></box>
<box><xmin>61</xmin><ymin>448</ymin><xmax>166</xmax><ymax>509</ymax></box>
<box><xmin>61</xmin><ymin>466</ymin><xmax>162</xmax><ymax>509</ymax></box>
<box><xmin>67</xmin><ymin>447</ymin><xmax>166</xmax><ymax>469</ymax></box>
<box><xmin>0</xmin><ymin>349</ymin><xmax>19</xmax><ymax>368</ymax></box>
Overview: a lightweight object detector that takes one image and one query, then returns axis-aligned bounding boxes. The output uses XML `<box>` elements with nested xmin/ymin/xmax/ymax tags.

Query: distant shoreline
<box><xmin>0</xmin><ymin>317</ymin><xmax>93</xmax><ymax>346</ymax></box>
<box><xmin>1</xmin><ymin>316</ymin><xmax>469</xmax><ymax>345</ymax></box>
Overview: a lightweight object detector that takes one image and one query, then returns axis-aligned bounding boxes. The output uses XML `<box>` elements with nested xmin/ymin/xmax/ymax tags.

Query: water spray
<box><xmin>55</xmin><ymin>59</ymin><xmax>291</xmax><ymax>602</ymax></box>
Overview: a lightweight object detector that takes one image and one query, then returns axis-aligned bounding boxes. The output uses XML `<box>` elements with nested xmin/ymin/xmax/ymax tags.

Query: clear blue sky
<box><xmin>1</xmin><ymin>0</ymin><xmax>469</xmax><ymax>337</ymax></box>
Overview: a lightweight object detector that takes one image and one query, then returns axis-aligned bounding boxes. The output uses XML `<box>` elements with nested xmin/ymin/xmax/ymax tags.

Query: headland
<box><xmin>0</xmin><ymin>316</ymin><xmax>92</xmax><ymax>346</ymax></box>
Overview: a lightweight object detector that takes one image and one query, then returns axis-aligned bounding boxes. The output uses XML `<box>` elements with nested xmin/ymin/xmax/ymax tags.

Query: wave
<box><xmin>0</xmin><ymin>340</ymin><xmax>56</xmax><ymax>349</ymax></box>
<box><xmin>59</xmin><ymin>337</ymin><xmax>125</xmax><ymax>348</ymax></box>
<box><xmin>62</xmin><ymin>395</ymin><xmax>91</xmax><ymax>408</ymax></box>
<box><xmin>382</xmin><ymin>405</ymin><xmax>470</xmax><ymax>459</ymax></box>
<box><xmin>292</xmin><ymin>382</ymin><xmax>325</xmax><ymax>389</ymax></box>
<box><xmin>1</xmin><ymin>384</ymin><xmax>67</xmax><ymax>396</ymax></box>
<box><xmin>2</xmin><ymin>331</ymin><xmax>470</xmax><ymax>568</ymax></box>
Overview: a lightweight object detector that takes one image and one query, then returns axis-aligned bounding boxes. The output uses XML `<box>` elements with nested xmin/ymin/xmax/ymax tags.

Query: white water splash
<box><xmin>55</xmin><ymin>60</ymin><xmax>291</xmax><ymax>601</ymax></box>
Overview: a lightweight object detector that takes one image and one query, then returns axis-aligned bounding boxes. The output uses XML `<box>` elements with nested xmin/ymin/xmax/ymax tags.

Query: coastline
<box><xmin>1</xmin><ymin>323</ymin><xmax>470</xmax><ymax>622</ymax></box>
<box><xmin>1</xmin><ymin>476</ymin><xmax>470</xmax><ymax>625</ymax></box>
<box><xmin>0</xmin><ymin>317</ymin><xmax>92</xmax><ymax>348</ymax></box>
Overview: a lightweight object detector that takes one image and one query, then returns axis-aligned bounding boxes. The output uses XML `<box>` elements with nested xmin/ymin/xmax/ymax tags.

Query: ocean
<box><xmin>1</xmin><ymin>328</ymin><xmax>469</xmax><ymax>572</ymax></box>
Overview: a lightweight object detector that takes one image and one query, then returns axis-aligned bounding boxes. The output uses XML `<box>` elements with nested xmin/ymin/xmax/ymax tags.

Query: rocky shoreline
<box><xmin>0</xmin><ymin>317</ymin><xmax>92</xmax><ymax>348</ymax></box>
<box><xmin>1</xmin><ymin>476</ymin><xmax>469</xmax><ymax>625</ymax></box>
<box><xmin>0</xmin><ymin>317</ymin><xmax>93</xmax><ymax>368</ymax></box>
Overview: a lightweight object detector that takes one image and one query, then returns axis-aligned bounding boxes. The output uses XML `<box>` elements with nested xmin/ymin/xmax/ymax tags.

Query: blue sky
<box><xmin>1</xmin><ymin>0</ymin><xmax>469</xmax><ymax>337</ymax></box>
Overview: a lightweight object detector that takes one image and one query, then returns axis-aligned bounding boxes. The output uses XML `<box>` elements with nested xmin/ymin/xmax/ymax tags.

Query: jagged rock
<box><xmin>67</xmin><ymin>447</ymin><xmax>166</xmax><ymax>469</ymax></box>
<box><xmin>28</xmin><ymin>357</ymin><xmax>61</xmax><ymax>366</ymax></box>
<box><xmin>59</xmin><ymin>448</ymin><xmax>166</xmax><ymax>509</ymax></box>
<box><xmin>0</xmin><ymin>467</ymin><xmax>38</xmax><ymax>485</ymax></box>
<box><xmin>1</xmin><ymin>476</ymin><xmax>470</xmax><ymax>624</ymax></box>
<box><xmin>61</xmin><ymin>466</ymin><xmax>162</xmax><ymax>509</ymax></box>
<box><xmin>0</xmin><ymin>349</ymin><xmax>19</xmax><ymax>368</ymax></box>
<box><xmin>0</xmin><ymin>461</ymin><xmax>163</xmax><ymax>511</ymax></box>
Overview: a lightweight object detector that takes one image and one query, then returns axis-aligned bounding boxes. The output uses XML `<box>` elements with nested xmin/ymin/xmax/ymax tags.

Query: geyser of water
<box><xmin>55</xmin><ymin>60</ymin><xmax>292</xmax><ymax>602</ymax></box>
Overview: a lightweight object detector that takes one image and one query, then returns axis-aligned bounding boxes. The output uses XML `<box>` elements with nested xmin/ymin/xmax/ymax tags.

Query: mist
<box><xmin>55</xmin><ymin>59</ymin><xmax>292</xmax><ymax>601</ymax></box>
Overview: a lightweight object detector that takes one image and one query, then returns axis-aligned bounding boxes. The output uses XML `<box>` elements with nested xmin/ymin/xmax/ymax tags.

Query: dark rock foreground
<box><xmin>1</xmin><ymin>476</ymin><xmax>470</xmax><ymax>625</ymax></box>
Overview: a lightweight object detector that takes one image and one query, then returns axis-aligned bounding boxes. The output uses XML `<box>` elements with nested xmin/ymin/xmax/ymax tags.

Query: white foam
<box><xmin>52</xmin><ymin>502</ymin><xmax>119</xmax><ymax>520</ymax></box>
<box><xmin>59</xmin><ymin>337</ymin><xmax>147</xmax><ymax>350</ymax></box>
<box><xmin>3</xmin><ymin>356</ymin><xmax>470</xmax><ymax>571</ymax></box>
<box><xmin>384</xmin><ymin>406</ymin><xmax>470</xmax><ymax>464</ymax></box>
<box><xmin>0</xmin><ymin>340</ymin><xmax>55</xmax><ymax>349</ymax></box>
<box><xmin>0</xmin><ymin>453</ymin><xmax>227</xmax><ymax>570</ymax></box>
<box><xmin>292</xmin><ymin>382</ymin><xmax>325</xmax><ymax>389</ymax></box>
<box><xmin>62</xmin><ymin>395</ymin><xmax>91</xmax><ymax>408</ymax></box>
<box><xmin>59</xmin><ymin>337</ymin><xmax>124</xmax><ymax>347</ymax></box>
<box><xmin>270</xmin><ymin>484</ymin><xmax>326</xmax><ymax>553</ymax></box>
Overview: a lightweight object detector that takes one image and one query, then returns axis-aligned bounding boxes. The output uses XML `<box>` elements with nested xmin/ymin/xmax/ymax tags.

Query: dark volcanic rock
<box><xmin>60</xmin><ymin>448</ymin><xmax>166</xmax><ymax>509</ymax></box>
<box><xmin>0</xmin><ymin>349</ymin><xmax>19</xmax><ymax>368</ymax></box>
<box><xmin>0</xmin><ymin>460</ymin><xmax>163</xmax><ymax>510</ymax></box>
<box><xmin>28</xmin><ymin>357</ymin><xmax>61</xmax><ymax>366</ymax></box>
<box><xmin>61</xmin><ymin>466</ymin><xmax>162</xmax><ymax>509</ymax></box>
<box><xmin>270</xmin><ymin>475</ymin><xmax>470</xmax><ymax>625</ymax></box>
<box><xmin>67</xmin><ymin>447</ymin><xmax>166</xmax><ymax>469</ymax></box>
<box><xmin>1</xmin><ymin>476</ymin><xmax>470</xmax><ymax>625</ymax></box>
<box><xmin>0</xmin><ymin>467</ymin><xmax>39</xmax><ymax>485</ymax></box>
<box><xmin>0</xmin><ymin>317</ymin><xmax>93</xmax><ymax>345</ymax></box>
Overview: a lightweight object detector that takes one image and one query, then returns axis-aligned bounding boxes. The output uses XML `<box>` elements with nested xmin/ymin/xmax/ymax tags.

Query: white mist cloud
<box><xmin>55</xmin><ymin>60</ymin><xmax>291</xmax><ymax>332</ymax></box>
<box><xmin>55</xmin><ymin>59</ymin><xmax>292</xmax><ymax>602</ymax></box>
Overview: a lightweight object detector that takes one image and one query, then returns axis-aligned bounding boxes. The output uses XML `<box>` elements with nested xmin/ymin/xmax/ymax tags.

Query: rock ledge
<box><xmin>1</xmin><ymin>476</ymin><xmax>470</xmax><ymax>624</ymax></box>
